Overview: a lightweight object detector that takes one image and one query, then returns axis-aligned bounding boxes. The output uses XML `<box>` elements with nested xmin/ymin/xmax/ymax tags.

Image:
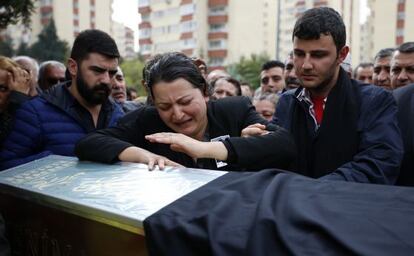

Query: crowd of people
<box><xmin>2</xmin><ymin>6</ymin><xmax>414</xmax><ymax>254</ymax></box>
<box><xmin>0</xmin><ymin>7</ymin><xmax>413</xmax><ymax>187</ymax></box>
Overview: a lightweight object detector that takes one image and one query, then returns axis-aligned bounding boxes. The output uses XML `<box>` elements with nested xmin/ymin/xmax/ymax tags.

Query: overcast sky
<box><xmin>112</xmin><ymin>0</ymin><xmax>140</xmax><ymax>51</ymax></box>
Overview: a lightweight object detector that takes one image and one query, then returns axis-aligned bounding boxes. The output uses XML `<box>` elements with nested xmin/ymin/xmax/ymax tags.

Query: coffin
<box><xmin>0</xmin><ymin>155</ymin><xmax>226</xmax><ymax>256</ymax></box>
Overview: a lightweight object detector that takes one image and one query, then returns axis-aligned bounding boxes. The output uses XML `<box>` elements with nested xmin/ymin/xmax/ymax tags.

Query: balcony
<box><xmin>180</xmin><ymin>32</ymin><xmax>193</xmax><ymax>40</ymax></box>
<box><xmin>208</xmin><ymin>0</ymin><xmax>228</xmax><ymax>7</ymax></box>
<box><xmin>138</xmin><ymin>6</ymin><xmax>151</xmax><ymax>14</ymax></box>
<box><xmin>208</xmin><ymin>15</ymin><xmax>228</xmax><ymax>24</ymax></box>
<box><xmin>208</xmin><ymin>32</ymin><xmax>227</xmax><ymax>40</ymax></box>
<box><xmin>182</xmin><ymin>49</ymin><xmax>194</xmax><ymax>56</ymax></box>
<box><xmin>139</xmin><ymin>22</ymin><xmax>152</xmax><ymax>29</ymax></box>
<box><xmin>139</xmin><ymin>38</ymin><xmax>152</xmax><ymax>45</ymax></box>
<box><xmin>181</xmin><ymin>14</ymin><xmax>193</xmax><ymax>22</ymax></box>
<box><xmin>208</xmin><ymin>49</ymin><xmax>227</xmax><ymax>58</ymax></box>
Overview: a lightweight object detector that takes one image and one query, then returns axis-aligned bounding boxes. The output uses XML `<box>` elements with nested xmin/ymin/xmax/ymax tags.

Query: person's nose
<box><xmin>378</xmin><ymin>69</ymin><xmax>389</xmax><ymax>82</ymax></box>
<box><xmin>398</xmin><ymin>69</ymin><xmax>408</xmax><ymax>82</ymax></box>
<box><xmin>302</xmin><ymin>55</ymin><xmax>313</xmax><ymax>70</ymax></box>
<box><xmin>172</xmin><ymin>105</ymin><xmax>184</xmax><ymax>120</ymax></box>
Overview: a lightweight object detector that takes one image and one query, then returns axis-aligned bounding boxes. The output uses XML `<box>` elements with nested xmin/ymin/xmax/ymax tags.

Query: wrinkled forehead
<box><xmin>374</xmin><ymin>56</ymin><xmax>391</xmax><ymax>67</ymax></box>
<box><xmin>391</xmin><ymin>51</ymin><xmax>414</xmax><ymax>67</ymax></box>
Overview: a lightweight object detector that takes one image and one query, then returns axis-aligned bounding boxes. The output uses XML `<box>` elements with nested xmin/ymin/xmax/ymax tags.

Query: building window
<box><xmin>181</xmin><ymin>21</ymin><xmax>197</xmax><ymax>32</ymax></box>
<box><xmin>141</xmin><ymin>44</ymin><xmax>151</xmax><ymax>53</ymax></box>
<box><xmin>180</xmin><ymin>4</ymin><xmax>195</xmax><ymax>16</ymax></box>
<box><xmin>40</xmin><ymin>0</ymin><xmax>52</xmax><ymax>5</ymax></box>
<box><xmin>140</xmin><ymin>28</ymin><xmax>151</xmax><ymax>38</ymax></box>
<box><xmin>141</xmin><ymin>14</ymin><xmax>150</xmax><ymax>22</ymax></box>
<box><xmin>209</xmin><ymin>23</ymin><xmax>226</xmax><ymax>32</ymax></box>
<box><xmin>139</xmin><ymin>0</ymin><xmax>150</xmax><ymax>7</ymax></box>
<box><xmin>396</xmin><ymin>28</ymin><xmax>404</xmax><ymax>37</ymax></box>
<box><xmin>208</xmin><ymin>39</ymin><xmax>226</xmax><ymax>49</ymax></box>
<box><xmin>209</xmin><ymin>6</ymin><xmax>227</xmax><ymax>16</ymax></box>
<box><xmin>209</xmin><ymin>57</ymin><xmax>224</xmax><ymax>66</ymax></box>
<box><xmin>182</xmin><ymin>38</ymin><xmax>196</xmax><ymax>48</ymax></box>
<box><xmin>397</xmin><ymin>11</ymin><xmax>405</xmax><ymax>20</ymax></box>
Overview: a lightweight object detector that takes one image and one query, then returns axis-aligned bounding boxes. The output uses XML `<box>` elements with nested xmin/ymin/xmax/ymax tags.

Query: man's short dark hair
<box><xmin>293</xmin><ymin>7</ymin><xmax>346</xmax><ymax>52</ymax></box>
<box><xmin>70</xmin><ymin>29</ymin><xmax>120</xmax><ymax>62</ymax></box>
<box><xmin>374</xmin><ymin>48</ymin><xmax>395</xmax><ymax>61</ymax></box>
<box><xmin>397</xmin><ymin>42</ymin><xmax>414</xmax><ymax>54</ymax></box>
<box><xmin>261</xmin><ymin>60</ymin><xmax>285</xmax><ymax>72</ymax></box>
<box><xmin>353</xmin><ymin>62</ymin><xmax>374</xmax><ymax>78</ymax></box>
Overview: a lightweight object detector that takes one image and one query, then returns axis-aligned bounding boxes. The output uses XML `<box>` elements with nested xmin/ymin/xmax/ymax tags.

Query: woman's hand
<box><xmin>241</xmin><ymin>123</ymin><xmax>269</xmax><ymax>137</ymax></box>
<box><xmin>7</xmin><ymin>67</ymin><xmax>31</xmax><ymax>95</ymax></box>
<box><xmin>118</xmin><ymin>146</ymin><xmax>183</xmax><ymax>170</ymax></box>
<box><xmin>145</xmin><ymin>132</ymin><xmax>228</xmax><ymax>160</ymax></box>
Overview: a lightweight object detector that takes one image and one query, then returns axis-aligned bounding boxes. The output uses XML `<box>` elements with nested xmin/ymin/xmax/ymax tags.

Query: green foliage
<box><xmin>16</xmin><ymin>41</ymin><xmax>30</xmax><ymax>56</ymax></box>
<box><xmin>227</xmin><ymin>53</ymin><xmax>270</xmax><ymax>89</ymax></box>
<box><xmin>29</xmin><ymin>19</ymin><xmax>69</xmax><ymax>62</ymax></box>
<box><xmin>0</xmin><ymin>35</ymin><xmax>15</xmax><ymax>57</ymax></box>
<box><xmin>0</xmin><ymin>0</ymin><xmax>35</xmax><ymax>28</ymax></box>
<box><xmin>120</xmin><ymin>58</ymin><xmax>146</xmax><ymax>96</ymax></box>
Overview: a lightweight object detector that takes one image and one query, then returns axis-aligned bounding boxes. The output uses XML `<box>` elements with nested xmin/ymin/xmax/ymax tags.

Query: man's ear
<box><xmin>338</xmin><ymin>46</ymin><xmax>350</xmax><ymax>64</ymax></box>
<box><xmin>67</xmin><ymin>58</ymin><xmax>78</xmax><ymax>78</ymax></box>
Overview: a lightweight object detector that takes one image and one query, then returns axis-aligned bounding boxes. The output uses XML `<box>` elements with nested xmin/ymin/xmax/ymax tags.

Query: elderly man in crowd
<box><xmin>38</xmin><ymin>60</ymin><xmax>66</xmax><ymax>91</ymax></box>
<box><xmin>373</xmin><ymin>48</ymin><xmax>394</xmax><ymax>89</ymax></box>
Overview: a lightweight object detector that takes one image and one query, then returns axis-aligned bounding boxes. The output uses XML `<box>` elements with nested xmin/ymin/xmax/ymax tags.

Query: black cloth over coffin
<box><xmin>144</xmin><ymin>170</ymin><xmax>414</xmax><ymax>256</ymax></box>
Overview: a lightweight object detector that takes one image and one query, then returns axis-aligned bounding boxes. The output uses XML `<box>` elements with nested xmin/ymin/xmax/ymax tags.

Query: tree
<box><xmin>29</xmin><ymin>19</ymin><xmax>68</xmax><ymax>62</ymax></box>
<box><xmin>227</xmin><ymin>53</ymin><xmax>270</xmax><ymax>89</ymax></box>
<box><xmin>0</xmin><ymin>35</ymin><xmax>15</xmax><ymax>57</ymax></box>
<box><xmin>16</xmin><ymin>41</ymin><xmax>30</xmax><ymax>56</ymax></box>
<box><xmin>0</xmin><ymin>0</ymin><xmax>35</xmax><ymax>29</ymax></box>
<box><xmin>120</xmin><ymin>58</ymin><xmax>146</xmax><ymax>96</ymax></box>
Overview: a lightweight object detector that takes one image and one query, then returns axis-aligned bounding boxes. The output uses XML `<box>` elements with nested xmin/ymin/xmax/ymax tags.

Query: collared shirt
<box><xmin>296</xmin><ymin>88</ymin><xmax>327</xmax><ymax>130</ymax></box>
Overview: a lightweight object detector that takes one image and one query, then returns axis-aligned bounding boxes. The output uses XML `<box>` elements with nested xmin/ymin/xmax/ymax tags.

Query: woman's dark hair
<box><xmin>293</xmin><ymin>7</ymin><xmax>346</xmax><ymax>53</ymax></box>
<box><xmin>147</xmin><ymin>52</ymin><xmax>209</xmax><ymax>99</ymax></box>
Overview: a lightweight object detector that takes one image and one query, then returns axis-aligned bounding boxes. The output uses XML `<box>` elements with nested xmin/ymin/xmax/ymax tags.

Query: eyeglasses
<box><xmin>47</xmin><ymin>78</ymin><xmax>65</xmax><ymax>86</ymax></box>
<box><xmin>0</xmin><ymin>85</ymin><xmax>9</xmax><ymax>92</ymax></box>
<box><xmin>261</xmin><ymin>76</ymin><xmax>281</xmax><ymax>85</ymax></box>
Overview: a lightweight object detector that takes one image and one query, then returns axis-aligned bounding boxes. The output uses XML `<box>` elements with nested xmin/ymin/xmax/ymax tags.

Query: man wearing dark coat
<box><xmin>269</xmin><ymin>7</ymin><xmax>403</xmax><ymax>184</ymax></box>
<box><xmin>393</xmin><ymin>83</ymin><xmax>414</xmax><ymax>186</ymax></box>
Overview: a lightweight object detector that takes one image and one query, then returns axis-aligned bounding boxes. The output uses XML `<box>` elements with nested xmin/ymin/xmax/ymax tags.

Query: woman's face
<box><xmin>0</xmin><ymin>69</ymin><xmax>11</xmax><ymax>112</ymax></box>
<box><xmin>153</xmin><ymin>78</ymin><xmax>209</xmax><ymax>140</ymax></box>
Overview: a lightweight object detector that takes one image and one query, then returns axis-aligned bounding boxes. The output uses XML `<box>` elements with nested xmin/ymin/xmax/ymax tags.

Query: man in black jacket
<box><xmin>268</xmin><ymin>7</ymin><xmax>403</xmax><ymax>184</ymax></box>
<box><xmin>393</xmin><ymin>83</ymin><xmax>414</xmax><ymax>186</ymax></box>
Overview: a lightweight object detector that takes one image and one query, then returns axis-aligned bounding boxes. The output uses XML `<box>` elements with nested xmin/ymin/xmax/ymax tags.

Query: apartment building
<box><xmin>276</xmin><ymin>0</ymin><xmax>360</xmax><ymax>67</ymax></box>
<box><xmin>360</xmin><ymin>0</ymin><xmax>414</xmax><ymax>62</ymax></box>
<box><xmin>3</xmin><ymin>0</ymin><xmax>113</xmax><ymax>51</ymax></box>
<box><xmin>113</xmin><ymin>21</ymin><xmax>136</xmax><ymax>60</ymax></box>
<box><xmin>138</xmin><ymin>0</ymin><xmax>277</xmax><ymax>69</ymax></box>
<box><xmin>138</xmin><ymin>0</ymin><xmax>364</xmax><ymax>68</ymax></box>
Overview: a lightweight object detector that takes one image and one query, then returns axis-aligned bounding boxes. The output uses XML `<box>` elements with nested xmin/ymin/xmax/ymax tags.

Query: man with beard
<box><xmin>264</xmin><ymin>7</ymin><xmax>402</xmax><ymax>184</ymax></box>
<box><xmin>284</xmin><ymin>51</ymin><xmax>302</xmax><ymax>90</ymax></box>
<box><xmin>0</xmin><ymin>29</ymin><xmax>124</xmax><ymax>170</ymax></box>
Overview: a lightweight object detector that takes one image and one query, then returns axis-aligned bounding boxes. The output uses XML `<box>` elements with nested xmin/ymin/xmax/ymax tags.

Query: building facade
<box><xmin>112</xmin><ymin>21</ymin><xmax>136</xmax><ymax>60</ymax></box>
<box><xmin>138</xmin><ymin>0</ymin><xmax>277</xmax><ymax>69</ymax></box>
<box><xmin>360</xmin><ymin>0</ymin><xmax>414</xmax><ymax>62</ymax></box>
<box><xmin>276</xmin><ymin>0</ymin><xmax>360</xmax><ymax>67</ymax></box>
<box><xmin>2</xmin><ymin>0</ymin><xmax>138</xmax><ymax>59</ymax></box>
